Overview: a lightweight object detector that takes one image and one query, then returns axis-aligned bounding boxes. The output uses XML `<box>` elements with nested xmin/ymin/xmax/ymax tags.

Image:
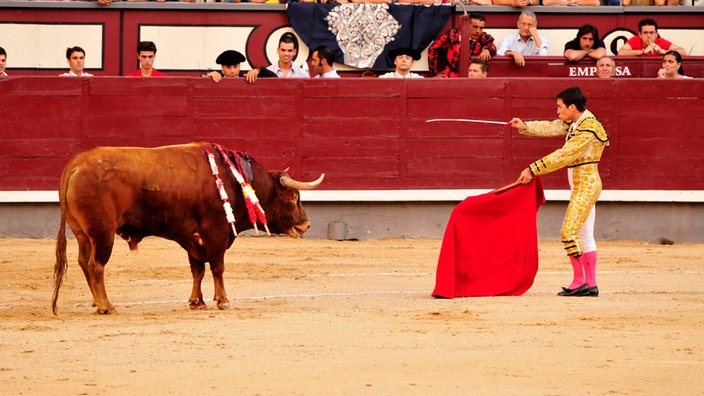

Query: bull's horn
<box><xmin>280</xmin><ymin>173</ymin><xmax>325</xmax><ymax>190</ymax></box>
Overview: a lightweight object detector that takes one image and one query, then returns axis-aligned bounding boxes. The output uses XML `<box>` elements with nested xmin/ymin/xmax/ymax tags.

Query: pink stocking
<box><xmin>568</xmin><ymin>255</ymin><xmax>586</xmax><ymax>289</ymax></box>
<box><xmin>582</xmin><ymin>251</ymin><xmax>598</xmax><ymax>287</ymax></box>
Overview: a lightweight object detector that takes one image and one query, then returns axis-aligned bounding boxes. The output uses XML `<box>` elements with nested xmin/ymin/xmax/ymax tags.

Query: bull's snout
<box><xmin>290</xmin><ymin>220</ymin><xmax>311</xmax><ymax>238</ymax></box>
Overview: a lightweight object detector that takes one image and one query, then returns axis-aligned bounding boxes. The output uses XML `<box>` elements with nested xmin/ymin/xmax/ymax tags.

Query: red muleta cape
<box><xmin>432</xmin><ymin>178</ymin><xmax>545</xmax><ymax>298</ymax></box>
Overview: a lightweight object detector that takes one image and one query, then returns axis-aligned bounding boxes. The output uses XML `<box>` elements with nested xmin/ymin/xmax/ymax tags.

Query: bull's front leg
<box><xmin>188</xmin><ymin>256</ymin><xmax>207</xmax><ymax>309</ymax></box>
<box><xmin>210</xmin><ymin>256</ymin><xmax>230</xmax><ymax>310</ymax></box>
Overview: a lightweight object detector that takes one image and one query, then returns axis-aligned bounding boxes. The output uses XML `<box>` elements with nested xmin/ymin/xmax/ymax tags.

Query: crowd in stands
<box><xmin>424</xmin><ymin>13</ymin><xmax>692</xmax><ymax>78</ymax></box>
<box><xmin>0</xmin><ymin>12</ymin><xmax>697</xmax><ymax>79</ymax></box>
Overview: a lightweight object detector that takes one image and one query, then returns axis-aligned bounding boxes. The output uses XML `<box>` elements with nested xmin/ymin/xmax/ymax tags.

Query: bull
<box><xmin>52</xmin><ymin>142</ymin><xmax>324</xmax><ymax>314</ymax></box>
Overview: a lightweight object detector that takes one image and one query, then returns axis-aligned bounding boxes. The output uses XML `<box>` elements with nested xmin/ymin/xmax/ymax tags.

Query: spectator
<box><xmin>430</xmin><ymin>11</ymin><xmax>495</xmax><ymax>77</ymax></box>
<box><xmin>467</xmin><ymin>58</ymin><xmax>488</xmax><ymax>78</ymax></box>
<box><xmin>379</xmin><ymin>47</ymin><xmax>424</xmax><ymax>79</ymax></box>
<box><xmin>542</xmin><ymin>0</ymin><xmax>600</xmax><ymax>5</ymax></box>
<box><xmin>203</xmin><ymin>50</ymin><xmax>245</xmax><ymax>82</ymax></box>
<box><xmin>497</xmin><ymin>10</ymin><xmax>548</xmax><ymax>67</ymax></box>
<box><xmin>245</xmin><ymin>32</ymin><xmax>308</xmax><ymax>83</ymax></box>
<box><xmin>490</xmin><ymin>0</ymin><xmax>532</xmax><ymax>7</ymax></box>
<box><xmin>657</xmin><ymin>50</ymin><xmax>691</xmax><ymax>79</ymax></box>
<box><xmin>60</xmin><ymin>46</ymin><xmax>93</xmax><ymax>77</ymax></box>
<box><xmin>204</xmin><ymin>50</ymin><xmax>276</xmax><ymax>83</ymax></box>
<box><xmin>622</xmin><ymin>0</ymin><xmax>680</xmax><ymax>4</ymax></box>
<box><xmin>0</xmin><ymin>47</ymin><xmax>7</xmax><ymax>77</ymax></box>
<box><xmin>564</xmin><ymin>24</ymin><xmax>606</xmax><ymax>62</ymax></box>
<box><xmin>467</xmin><ymin>12</ymin><xmax>497</xmax><ymax>62</ymax></box>
<box><xmin>596</xmin><ymin>56</ymin><xmax>616</xmax><ymax>78</ymax></box>
<box><xmin>127</xmin><ymin>41</ymin><xmax>167</xmax><ymax>77</ymax></box>
<box><xmin>311</xmin><ymin>45</ymin><xmax>340</xmax><ymax>78</ymax></box>
<box><xmin>617</xmin><ymin>18</ymin><xmax>687</xmax><ymax>57</ymax></box>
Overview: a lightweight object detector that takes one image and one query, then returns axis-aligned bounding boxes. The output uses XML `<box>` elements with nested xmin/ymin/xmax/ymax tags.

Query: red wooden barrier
<box><xmin>1</xmin><ymin>76</ymin><xmax>702</xmax><ymax>192</ymax></box>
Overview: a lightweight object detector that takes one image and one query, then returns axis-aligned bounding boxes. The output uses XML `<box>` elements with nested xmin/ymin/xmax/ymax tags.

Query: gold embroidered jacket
<box><xmin>521</xmin><ymin>110</ymin><xmax>609</xmax><ymax>176</ymax></box>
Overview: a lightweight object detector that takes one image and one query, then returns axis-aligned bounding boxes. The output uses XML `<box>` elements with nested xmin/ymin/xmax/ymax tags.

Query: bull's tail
<box><xmin>52</xmin><ymin>166</ymin><xmax>74</xmax><ymax>315</ymax></box>
<box><xmin>52</xmin><ymin>214</ymin><xmax>68</xmax><ymax>315</ymax></box>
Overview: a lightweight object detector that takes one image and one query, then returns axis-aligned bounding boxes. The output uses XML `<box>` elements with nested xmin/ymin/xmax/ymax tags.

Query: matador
<box><xmin>511</xmin><ymin>86</ymin><xmax>609</xmax><ymax>297</ymax></box>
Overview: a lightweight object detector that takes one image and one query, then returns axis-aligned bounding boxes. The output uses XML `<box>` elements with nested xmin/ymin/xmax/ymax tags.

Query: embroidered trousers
<box><xmin>561</xmin><ymin>163</ymin><xmax>601</xmax><ymax>256</ymax></box>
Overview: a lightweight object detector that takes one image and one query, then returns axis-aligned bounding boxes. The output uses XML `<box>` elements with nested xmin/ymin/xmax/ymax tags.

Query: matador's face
<box><xmin>556</xmin><ymin>99</ymin><xmax>577</xmax><ymax>122</ymax></box>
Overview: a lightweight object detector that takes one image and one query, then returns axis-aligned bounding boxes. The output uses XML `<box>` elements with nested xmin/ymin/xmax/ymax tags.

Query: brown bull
<box><xmin>52</xmin><ymin>142</ymin><xmax>323</xmax><ymax>314</ymax></box>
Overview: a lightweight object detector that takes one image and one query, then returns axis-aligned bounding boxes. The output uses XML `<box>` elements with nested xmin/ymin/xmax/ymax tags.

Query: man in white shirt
<box><xmin>497</xmin><ymin>11</ymin><xmax>548</xmax><ymax>67</ymax></box>
<box><xmin>379</xmin><ymin>47</ymin><xmax>424</xmax><ymax>79</ymax></box>
<box><xmin>246</xmin><ymin>32</ymin><xmax>308</xmax><ymax>83</ymax></box>
<box><xmin>60</xmin><ymin>46</ymin><xmax>93</xmax><ymax>77</ymax></box>
<box><xmin>311</xmin><ymin>45</ymin><xmax>340</xmax><ymax>78</ymax></box>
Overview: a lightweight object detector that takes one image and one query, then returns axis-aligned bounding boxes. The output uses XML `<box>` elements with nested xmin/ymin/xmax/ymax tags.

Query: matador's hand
<box><xmin>509</xmin><ymin>118</ymin><xmax>526</xmax><ymax>130</ymax></box>
<box><xmin>516</xmin><ymin>168</ymin><xmax>534</xmax><ymax>184</ymax></box>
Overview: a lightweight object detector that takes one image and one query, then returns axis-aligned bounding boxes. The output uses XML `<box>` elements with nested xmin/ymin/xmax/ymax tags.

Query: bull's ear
<box><xmin>279</xmin><ymin>173</ymin><xmax>325</xmax><ymax>190</ymax></box>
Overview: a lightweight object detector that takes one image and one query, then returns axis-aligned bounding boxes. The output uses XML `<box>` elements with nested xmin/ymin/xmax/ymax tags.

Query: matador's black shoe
<box><xmin>557</xmin><ymin>283</ymin><xmax>590</xmax><ymax>296</ymax></box>
<box><xmin>588</xmin><ymin>286</ymin><xmax>599</xmax><ymax>297</ymax></box>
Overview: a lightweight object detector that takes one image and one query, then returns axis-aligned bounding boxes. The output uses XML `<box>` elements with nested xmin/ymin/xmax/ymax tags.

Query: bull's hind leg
<box><xmin>74</xmin><ymin>232</ymin><xmax>101</xmax><ymax>308</ymax></box>
<box><xmin>210</xmin><ymin>255</ymin><xmax>230</xmax><ymax>310</ymax></box>
<box><xmin>188</xmin><ymin>256</ymin><xmax>207</xmax><ymax>309</ymax></box>
<box><xmin>87</xmin><ymin>232</ymin><xmax>117</xmax><ymax>314</ymax></box>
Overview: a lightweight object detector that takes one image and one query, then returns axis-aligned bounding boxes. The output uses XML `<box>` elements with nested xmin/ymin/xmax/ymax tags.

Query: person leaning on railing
<box><xmin>617</xmin><ymin>18</ymin><xmax>687</xmax><ymax>57</ymax></box>
<box><xmin>563</xmin><ymin>24</ymin><xmax>606</xmax><ymax>62</ymax></box>
<box><xmin>496</xmin><ymin>10</ymin><xmax>549</xmax><ymax>67</ymax></box>
<box><xmin>622</xmin><ymin>0</ymin><xmax>690</xmax><ymax>5</ymax></box>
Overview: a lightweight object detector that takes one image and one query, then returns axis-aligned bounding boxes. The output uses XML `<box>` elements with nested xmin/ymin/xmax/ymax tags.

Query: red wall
<box><xmin>1</xmin><ymin>76</ymin><xmax>702</xmax><ymax>192</ymax></box>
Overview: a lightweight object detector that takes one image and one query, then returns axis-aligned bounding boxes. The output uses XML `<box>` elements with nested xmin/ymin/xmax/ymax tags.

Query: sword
<box><xmin>425</xmin><ymin>118</ymin><xmax>510</xmax><ymax>126</ymax></box>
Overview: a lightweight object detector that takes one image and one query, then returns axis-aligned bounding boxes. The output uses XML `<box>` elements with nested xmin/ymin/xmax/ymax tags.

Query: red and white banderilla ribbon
<box><xmin>206</xmin><ymin>152</ymin><xmax>238</xmax><ymax>236</ymax></box>
<box><xmin>213</xmin><ymin>144</ymin><xmax>270</xmax><ymax>236</ymax></box>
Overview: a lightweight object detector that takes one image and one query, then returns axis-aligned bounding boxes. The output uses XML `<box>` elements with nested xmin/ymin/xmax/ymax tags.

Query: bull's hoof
<box><xmin>95</xmin><ymin>306</ymin><xmax>117</xmax><ymax>314</ymax></box>
<box><xmin>189</xmin><ymin>298</ymin><xmax>207</xmax><ymax>310</ymax></box>
<box><xmin>213</xmin><ymin>296</ymin><xmax>230</xmax><ymax>310</ymax></box>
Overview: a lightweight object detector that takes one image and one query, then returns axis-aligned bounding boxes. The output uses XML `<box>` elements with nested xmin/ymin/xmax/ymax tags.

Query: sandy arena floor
<box><xmin>0</xmin><ymin>236</ymin><xmax>702</xmax><ymax>395</ymax></box>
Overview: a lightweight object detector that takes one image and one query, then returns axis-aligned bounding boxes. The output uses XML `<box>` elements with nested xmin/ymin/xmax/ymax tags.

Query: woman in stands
<box><xmin>657</xmin><ymin>51</ymin><xmax>691</xmax><ymax>79</ymax></box>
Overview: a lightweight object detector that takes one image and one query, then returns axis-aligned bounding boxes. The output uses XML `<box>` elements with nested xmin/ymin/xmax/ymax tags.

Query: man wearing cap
<box><xmin>379</xmin><ymin>47</ymin><xmax>424</xmax><ymax>79</ymax></box>
<box><xmin>204</xmin><ymin>50</ymin><xmax>277</xmax><ymax>83</ymax></box>
<box><xmin>204</xmin><ymin>50</ymin><xmax>246</xmax><ymax>82</ymax></box>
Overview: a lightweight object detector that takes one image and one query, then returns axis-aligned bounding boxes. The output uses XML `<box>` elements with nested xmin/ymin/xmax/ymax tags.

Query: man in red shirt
<box><xmin>127</xmin><ymin>41</ymin><xmax>167</xmax><ymax>77</ymax></box>
<box><xmin>617</xmin><ymin>18</ymin><xmax>687</xmax><ymax>57</ymax></box>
